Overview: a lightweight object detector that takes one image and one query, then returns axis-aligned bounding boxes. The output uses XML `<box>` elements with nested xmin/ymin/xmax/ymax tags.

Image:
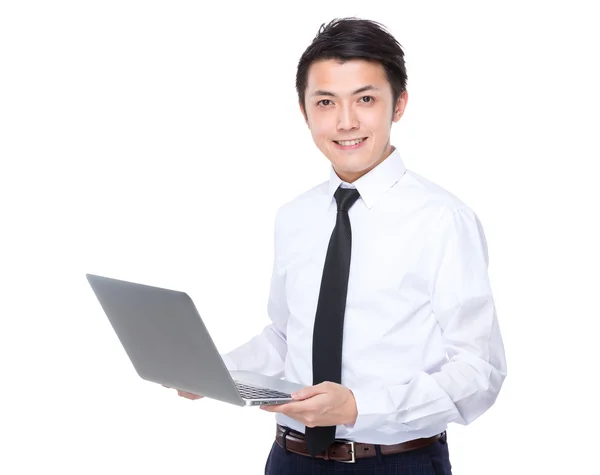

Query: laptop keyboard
<box><xmin>234</xmin><ymin>381</ymin><xmax>291</xmax><ymax>400</ymax></box>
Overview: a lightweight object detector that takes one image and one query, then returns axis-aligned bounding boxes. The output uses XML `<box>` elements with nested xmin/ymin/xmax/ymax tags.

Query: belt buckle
<box><xmin>339</xmin><ymin>440</ymin><xmax>356</xmax><ymax>463</ymax></box>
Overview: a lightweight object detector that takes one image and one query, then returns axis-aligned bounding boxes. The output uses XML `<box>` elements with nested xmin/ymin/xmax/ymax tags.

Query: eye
<box><xmin>317</xmin><ymin>99</ymin><xmax>333</xmax><ymax>107</ymax></box>
<box><xmin>359</xmin><ymin>96</ymin><xmax>374</xmax><ymax>103</ymax></box>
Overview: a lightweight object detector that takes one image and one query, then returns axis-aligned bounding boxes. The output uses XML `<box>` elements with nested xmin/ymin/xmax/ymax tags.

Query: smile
<box><xmin>333</xmin><ymin>137</ymin><xmax>368</xmax><ymax>149</ymax></box>
<box><xmin>334</xmin><ymin>138</ymin><xmax>365</xmax><ymax>146</ymax></box>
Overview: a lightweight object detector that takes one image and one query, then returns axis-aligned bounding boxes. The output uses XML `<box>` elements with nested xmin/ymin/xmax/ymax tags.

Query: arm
<box><xmin>220</xmin><ymin>210</ymin><xmax>289</xmax><ymax>378</ymax></box>
<box><xmin>345</xmin><ymin>207</ymin><xmax>507</xmax><ymax>434</ymax></box>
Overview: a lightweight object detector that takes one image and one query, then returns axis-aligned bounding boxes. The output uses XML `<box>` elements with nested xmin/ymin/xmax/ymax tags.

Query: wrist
<box><xmin>345</xmin><ymin>389</ymin><xmax>358</xmax><ymax>425</ymax></box>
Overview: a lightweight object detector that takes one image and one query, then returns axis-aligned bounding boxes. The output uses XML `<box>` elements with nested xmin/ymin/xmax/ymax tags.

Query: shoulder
<box><xmin>273</xmin><ymin>180</ymin><xmax>329</xmax><ymax>230</ymax></box>
<box><xmin>392</xmin><ymin>170</ymin><xmax>488</xmax><ymax>238</ymax></box>
<box><xmin>402</xmin><ymin>170</ymin><xmax>490</xmax><ymax>254</ymax></box>
<box><xmin>394</xmin><ymin>170</ymin><xmax>488</xmax><ymax>251</ymax></box>
<box><xmin>399</xmin><ymin>170</ymin><xmax>473</xmax><ymax>216</ymax></box>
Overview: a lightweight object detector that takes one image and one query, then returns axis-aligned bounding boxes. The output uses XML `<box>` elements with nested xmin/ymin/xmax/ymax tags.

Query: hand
<box><xmin>162</xmin><ymin>384</ymin><xmax>204</xmax><ymax>400</ymax></box>
<box><xmin>260</xmin><ymin>381</ymin><xmax>358</xmax><ymax>427</ymax></box>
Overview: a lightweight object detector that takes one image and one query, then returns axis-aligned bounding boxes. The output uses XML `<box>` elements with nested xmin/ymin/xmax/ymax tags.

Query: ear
<box><xmin>392</xmin><ymin>90</ymin><xmax>409</xmax><ymax>123</ymax></box>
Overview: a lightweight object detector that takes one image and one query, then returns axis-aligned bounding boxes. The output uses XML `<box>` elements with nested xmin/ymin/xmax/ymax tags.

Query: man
<box><xmin>171</xmin><ymin>17</ymin><xmax>506</xmax><ymax>474</ymax></box>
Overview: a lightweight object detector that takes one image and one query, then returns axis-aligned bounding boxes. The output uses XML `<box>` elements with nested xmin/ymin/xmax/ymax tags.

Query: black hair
<box><xmin>296</xmin><ymin>17</ymin><xmax>408</xmax><ymax>111</ymax></box>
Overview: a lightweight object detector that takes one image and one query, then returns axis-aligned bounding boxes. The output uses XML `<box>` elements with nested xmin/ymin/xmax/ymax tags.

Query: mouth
<box><xmin>333</xmin><ymin>137</ymin><xmax>368</xmax><ymax>149</ymax></box>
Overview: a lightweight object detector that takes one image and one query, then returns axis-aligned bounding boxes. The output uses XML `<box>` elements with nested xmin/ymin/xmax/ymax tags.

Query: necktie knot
<box><xmin>334</xmin><ymin>187</ymin><xmax>360</xmax><ymax>212</ymax></box>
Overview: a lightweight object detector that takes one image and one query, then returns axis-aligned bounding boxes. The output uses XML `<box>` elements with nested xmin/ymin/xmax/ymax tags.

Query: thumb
<box><xmin>292</xmin><ymin>383</ymin><xmax>327</xmax><ymax>400</ymax></box>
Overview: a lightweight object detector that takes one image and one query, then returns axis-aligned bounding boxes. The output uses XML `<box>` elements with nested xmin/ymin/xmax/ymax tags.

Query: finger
<box><xmin>182</xmin><ymin>394</ymin><xmax>202</xmax><ymax>400</ymax></box>
<box><xmin>275</xmin><ymin>397</ymin><xmax>317</xmax><ymax>412</ymax></box>
<box><xmin>262</xmin><ymin>400</ymin><xmax>311</xmax><ymax>414</ymax></box>
<box><xmin>177</xmin><ymin>390</ymin><xmax>202</xmax><ymax>400</ymax></box>
<box><xmin>260</xmin><ymin>404</ymin><xmax>285</xmax><ymax>413</ymax></box>
<box><xmin>292</xmin><ymin>382</ymin><xmax>330</xmax><ymax>400</ymax></box>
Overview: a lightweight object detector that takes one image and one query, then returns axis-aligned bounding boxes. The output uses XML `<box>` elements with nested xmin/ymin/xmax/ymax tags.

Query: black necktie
<box><xmin>304</xmin><ymin>186</ymin><xmax>361</xmax><ymax>457</ymax></box>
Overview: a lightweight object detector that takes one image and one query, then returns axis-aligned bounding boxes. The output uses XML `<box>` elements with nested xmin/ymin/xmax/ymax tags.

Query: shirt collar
<box><xmin>327</xmin><ymin>147</ymin><xmax>407</xmax><ymax>209</ymax></box>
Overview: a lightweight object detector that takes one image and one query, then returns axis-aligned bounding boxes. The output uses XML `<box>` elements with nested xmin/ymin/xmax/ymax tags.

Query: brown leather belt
<box><xmin>275</xmin><ymin>424</ymin><xmax>444</xmax><ymax>464</ymax></box>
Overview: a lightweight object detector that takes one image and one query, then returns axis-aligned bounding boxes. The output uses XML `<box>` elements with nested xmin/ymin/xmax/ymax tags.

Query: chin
<box><xmin>334</xmin><ymin>166</ymin><xmax>372</xmax><ymax>181</ymax></box>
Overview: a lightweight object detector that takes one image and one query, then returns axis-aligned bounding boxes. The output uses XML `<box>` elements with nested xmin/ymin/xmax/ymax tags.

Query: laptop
<box><xmin>86</xmin><ymin>273</ymin><xmax>304</xmax><ymax>406</ymax></box>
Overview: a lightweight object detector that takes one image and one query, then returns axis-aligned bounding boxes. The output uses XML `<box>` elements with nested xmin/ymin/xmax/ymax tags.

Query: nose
<box><xmin>337</xmin><ymin>104</ymin><xmax>359</xmax><ymax>131</ymax></box>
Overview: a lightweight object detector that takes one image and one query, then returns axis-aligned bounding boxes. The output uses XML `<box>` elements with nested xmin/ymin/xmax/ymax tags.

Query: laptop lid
<box><xmin>86</xmin><ymin>273</ymin><xmax>246</xmax><ymax>406</ymax></box>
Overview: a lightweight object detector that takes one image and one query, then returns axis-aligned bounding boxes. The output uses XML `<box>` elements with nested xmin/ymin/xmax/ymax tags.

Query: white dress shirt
<box><xmin>222</xmin><ymin>147</ymin><xmax>507</xmax><ymax>444</ymax></box>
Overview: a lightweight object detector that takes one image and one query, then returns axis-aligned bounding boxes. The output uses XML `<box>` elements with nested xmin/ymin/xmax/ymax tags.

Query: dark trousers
<box><xmin>264</xmin><ymin>431</ymin><xmax>452</xmax><ymax>474</ymax></box>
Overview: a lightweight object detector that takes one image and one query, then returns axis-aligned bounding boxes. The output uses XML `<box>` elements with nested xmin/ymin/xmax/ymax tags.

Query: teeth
<box><xmin>337</xmin><ymin>138</ymin><xmax>364</xmax><ymax>146</ymax></box>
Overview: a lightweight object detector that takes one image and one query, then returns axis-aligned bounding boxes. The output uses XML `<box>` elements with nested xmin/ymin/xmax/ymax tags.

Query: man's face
<box><xmin>301</xmin><ymin>59</ymin><xmax>407</xmax><ymax>183</ymax></box>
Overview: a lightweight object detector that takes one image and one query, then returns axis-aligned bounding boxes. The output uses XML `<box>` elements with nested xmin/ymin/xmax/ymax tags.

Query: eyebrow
<box><xmin>311</xmin><ymin>85</ymin><xmax>379</xmax><ymax>97</ymax></box>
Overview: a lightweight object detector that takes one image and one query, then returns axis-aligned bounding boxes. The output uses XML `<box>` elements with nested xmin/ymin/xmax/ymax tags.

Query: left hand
<box><xmin>260</xmin><ymin>381</ymin><xmax>358</xmax><ymax>427</ymax></box>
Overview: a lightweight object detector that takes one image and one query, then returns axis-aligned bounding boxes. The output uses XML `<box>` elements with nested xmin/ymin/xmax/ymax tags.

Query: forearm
<box><xmin>348</xmin><ymin>348</ymin><xmax>506</xmax><ymax>435</ymax></box>
<box><xmin>221</xmin><ymin>323</ymin><xmax>287</xmax><ymax>377</ymax></box>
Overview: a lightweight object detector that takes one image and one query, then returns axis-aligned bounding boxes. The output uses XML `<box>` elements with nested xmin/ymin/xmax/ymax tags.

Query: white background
<box><xmin>1</xmin><ymin>1</ymin><xmax>599</xmax><ymax>473</ymax></box>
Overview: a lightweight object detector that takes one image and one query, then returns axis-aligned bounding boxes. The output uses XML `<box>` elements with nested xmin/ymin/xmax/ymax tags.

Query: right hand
<box><xmin>162</xmin><ymin>384</ymin><xmax>204</xmax><ymax>400</ymax></box>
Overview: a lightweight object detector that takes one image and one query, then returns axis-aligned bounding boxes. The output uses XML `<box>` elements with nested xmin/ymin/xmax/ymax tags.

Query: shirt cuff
<box><xmin>342</xmin><ymin>386</ymin><xmax>388</xmax><ymax>435</ymax></box>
